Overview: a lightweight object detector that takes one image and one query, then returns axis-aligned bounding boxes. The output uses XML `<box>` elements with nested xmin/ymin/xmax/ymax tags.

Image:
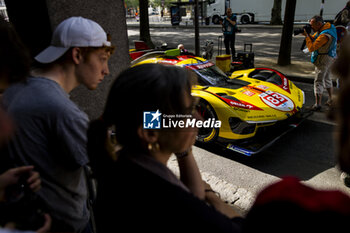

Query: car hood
<box><xmin>194</xmin><ymin>78</ymin><xmax>304</xmax><ymax>123</ymax></box>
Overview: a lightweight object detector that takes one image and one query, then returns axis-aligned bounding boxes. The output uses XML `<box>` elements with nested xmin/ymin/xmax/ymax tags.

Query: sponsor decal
<box><xmin>204</xmin><ymin>90</ymin><xmax>262</xmax><ymax>111</ymax></box>
<box><xmin>256</xmin><ymin>85</ymin><xmax>269</xmax><ymax>90</ymax></box>
<box><xmin>158</xmin><ymin>60</ymin><xmax>179</xmax><ymax>65</ymax></box>
<box><xmin>242</xmin><ymin>90</ymin><xmax>256</xmax><ymax>97</ymax></box>
<box><xmin>184</xmin><ymin>60</ymin><xmax>214</xmax><ymax>70</ymax></box>
<box><xmin>219</xmin><ymin>97</ymin><xmax>262</xmax><ymax>111</ymax></box>
<box><xmin>178</xmin><ymin>55</ymin><xmax>190</xmax><ymax>61</ymax></box>
<box><xmin>259</xmin><ymin>91</ymin><xmax>294</xmax><ymax>112</ymax></box>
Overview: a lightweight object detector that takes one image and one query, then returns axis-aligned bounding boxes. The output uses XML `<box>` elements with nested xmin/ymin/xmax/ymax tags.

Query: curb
<box><xmin>167</xmin><ymin>155</ymin><xmax>254</xmax><ymax>215</ymax></box>
<box><xmin>127</xmin><ymin>22</ymin><xmax>284</xmax><ymax>30</ymax></box>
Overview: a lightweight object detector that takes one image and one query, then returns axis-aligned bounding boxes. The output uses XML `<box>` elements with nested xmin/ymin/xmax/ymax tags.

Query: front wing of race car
<box><xmin>224</xmin><ymin>109</ymin><xmax>312</xmax><ymax>156</ymax></box>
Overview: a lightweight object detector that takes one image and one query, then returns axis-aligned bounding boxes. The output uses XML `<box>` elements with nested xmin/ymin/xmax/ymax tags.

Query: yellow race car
<box><xmin>132</xmin><ymin>49</ymin><xmax>305</xmax><ymax>155</ymax></box>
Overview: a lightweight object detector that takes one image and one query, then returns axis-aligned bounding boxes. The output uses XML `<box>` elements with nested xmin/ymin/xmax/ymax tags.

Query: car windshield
<box><xmin>186</xmin><ymin>61</ymin><xmax>249</xmax><ymax>88</ymax></box>
<box><xmin>185</xmin><ymin>61</ymin><xmax>228</xmax><ymax>86</ymax></box>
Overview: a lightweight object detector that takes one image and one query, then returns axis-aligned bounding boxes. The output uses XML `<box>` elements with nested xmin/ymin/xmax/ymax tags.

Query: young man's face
<box><xmin>76</xmin><ymin>48</ymin><xmax>111</xmax><ymax>90</ymax></box>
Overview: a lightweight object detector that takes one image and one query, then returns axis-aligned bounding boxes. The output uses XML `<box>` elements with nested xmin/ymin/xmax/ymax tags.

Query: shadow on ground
<box><xmin>196</xmin><ymin>119</ymin><xmax>336</xmax><ymax>181</ymax></box>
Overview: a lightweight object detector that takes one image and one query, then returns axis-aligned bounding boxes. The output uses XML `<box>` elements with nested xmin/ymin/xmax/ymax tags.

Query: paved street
<box><xmin>127</xmin><ymin>23</ymin><xmax>349</xmax><ymax>214</ymax></box>
<box><xmin>127</xmin><ymin>20</ymin><xmax>315</xmax><ymax>79</ymax></box>
<box><xmin>129</xmin><ymin>24</ymin><xmax>307</xmax><ymax>60</ymax></box>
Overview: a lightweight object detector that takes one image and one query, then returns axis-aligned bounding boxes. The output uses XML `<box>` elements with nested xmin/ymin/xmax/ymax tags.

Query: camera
<box><xmin>221</xmin><ymin>17</ymin><xmax>241</xmax><ymax>33</ymax></box>
<box><xmin>0</xmin><ymin>174</ymin><xmax>47</xmax><ymax>231</ymax></box>
<box><xmin>294</xmin><ymin>24</ymin><xmax>312</xmax><ymax>36</ymax></box>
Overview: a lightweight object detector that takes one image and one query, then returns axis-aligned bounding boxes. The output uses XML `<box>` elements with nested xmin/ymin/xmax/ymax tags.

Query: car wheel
<box><xmin>241</xmin><ymin>15</ymin><xmax>250</xmax><ymax>24</ymax></box>
<box><xmin>196</xmin><ymin>100</ymin><xmax>219</xmax><ymax>143</ymax></box>
<box><xmin>212</xmin><ymin>15</ymin><xmax>220</xmax><ymax>25</ymax></box>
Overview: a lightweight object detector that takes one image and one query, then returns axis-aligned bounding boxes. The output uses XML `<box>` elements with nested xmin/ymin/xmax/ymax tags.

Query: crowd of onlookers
<box><xmin>1</xmin><ymin>2</ymin><xmax>350</xmax><ymax>232</ymax></box>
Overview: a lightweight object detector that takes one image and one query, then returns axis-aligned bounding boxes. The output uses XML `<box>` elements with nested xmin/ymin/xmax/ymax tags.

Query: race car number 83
<box><xmin>259</xmin><ymin>91</ymin><xmax>294</xmax><ymax>112</ymax></box>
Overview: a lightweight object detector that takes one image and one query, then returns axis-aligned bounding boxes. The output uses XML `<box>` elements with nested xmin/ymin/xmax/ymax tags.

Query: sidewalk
<box><xmin>168</xmin><ymin>152</ymin><xmax>255</xmax><ymax>215</ymax></box>
<box><xmin>254</xmin><ymin>57</ymin><xmax>315</xmax><ymax>83</ymax></box>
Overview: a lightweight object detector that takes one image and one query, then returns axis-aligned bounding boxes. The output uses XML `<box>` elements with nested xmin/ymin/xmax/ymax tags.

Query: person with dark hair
<box><xmin>1</xmin><ymin>16</ymin><xmax>115</xmax><ymax>233</ymax></box>
<box><xmin>303</xmin><ymin>15</ymin><xmax>337</xmax><ymax>111</ymax></box>
<box><xmin>88</xmin><ymin>63</ymin><xmax>243</xmax><ymax>233</ymax></box>
<box><xmin>334</xmin><ymin>1</ymin><xmax>350</xmax><ymax>27</ymax></box>
<box><xmin>221</xmin><ymin>8</ymin><xmax>237</xmax><ymax>59</ymax></box>
<box><xmin>0</xmin><ymin>17</ymin><xmax>31</xmax><ymax>94</ymax></box>
<box><xmin>0</xmin><ymin>16</ymin><xmax>31</xmax><ymax>143</ymax></box>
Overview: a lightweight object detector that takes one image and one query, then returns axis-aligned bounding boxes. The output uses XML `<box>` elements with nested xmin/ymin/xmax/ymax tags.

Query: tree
<box><xmin>151</xmin><ymin>0</ymin><xmax>173</xmax><ymax>9</ymax></box>
<box><xmin>270</xmin><ymin>0</ymin><xmax>282</xmax><ymax>25</ymax></box>
<box><xmin>125</xmin><ymin>0</ymin><xmax>139</xmax><ymax>8</ymax></box>
<box><xmin>277</xmin><ymin>0</ymin><xmax>296</xmax><ymax>66</ymax></box>
<box><xmin>139</xmin><ymin>0</ymin><xmax>155</xmax><ymax>48</ymax></box>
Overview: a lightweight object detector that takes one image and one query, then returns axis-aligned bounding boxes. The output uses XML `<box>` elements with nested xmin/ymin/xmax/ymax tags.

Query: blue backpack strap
<box><xmin>311</xmin><ymin>24</ymin><xmax>337</xmax><ymax>63</ymax></box>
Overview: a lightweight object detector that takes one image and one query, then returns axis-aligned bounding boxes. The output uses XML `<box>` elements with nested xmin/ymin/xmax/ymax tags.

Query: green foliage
<box><xmin>125</xmin><ymin>0</ymin><xmax>186</xmax><ymax>9</ymax></box>
<box><xmin>124</xmin><ymin>0</ymin><xmax>139</xmax><ymax>8</ymax></box>
<box><xmin>151</xmin><ymin>0</ymin><xmax>174</xmax><ymax>8</ymax></box>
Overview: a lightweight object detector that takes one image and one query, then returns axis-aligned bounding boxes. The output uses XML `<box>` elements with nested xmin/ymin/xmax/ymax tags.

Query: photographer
<box><xmin>303</xmin><ymin>15</ymin><xmax>337</xmax><ymax>111</ymax></box>
<box><xmin>221</xmin><ymin>8</ymin><xmax>238</xmax><ymax>59</ymax></box>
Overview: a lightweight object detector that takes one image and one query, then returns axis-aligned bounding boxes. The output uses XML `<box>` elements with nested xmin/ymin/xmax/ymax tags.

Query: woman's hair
<box><xmin>87</xmin><ymin>63</ymin><xmax>196</xmax><ymax>162</ymax></box>
<box><xmin>0</xmin><ymin>17</ymin><xmax>31</xmax><ymax>86</ymax></box>
<box><xmin>105</xmin><ymin>63</ymin><xmax>195</xmax><ymax>145</ymax></box>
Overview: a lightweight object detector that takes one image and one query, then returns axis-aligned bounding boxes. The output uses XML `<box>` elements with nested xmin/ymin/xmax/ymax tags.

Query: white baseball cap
<box><xmin>35</xmin><ymin>16</ymin><xmax>111</xmax><ymax>63</ymax></box>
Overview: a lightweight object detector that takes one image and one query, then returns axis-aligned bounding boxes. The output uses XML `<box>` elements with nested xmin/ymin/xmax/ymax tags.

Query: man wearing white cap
<box><xmin>1</xmin><ymin>16</ymin><xmax>115</xmax><ymax>233</ymax></box>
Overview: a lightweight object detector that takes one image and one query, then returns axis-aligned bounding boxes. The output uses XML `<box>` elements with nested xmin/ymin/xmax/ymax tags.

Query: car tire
<box><xmin>196</xmin><ymin>99</ymin><xmax>219</xmax><ymax>143</ymax></box>
<box><xmin>212</xmin><ymin>15</ymin><xmax>220</xmax><ymax>25</ymax></box>
<box><xmin>241</xmin><ymin>15</ymin><xmax>250</xmax><ymax>24</ymax></box>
